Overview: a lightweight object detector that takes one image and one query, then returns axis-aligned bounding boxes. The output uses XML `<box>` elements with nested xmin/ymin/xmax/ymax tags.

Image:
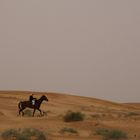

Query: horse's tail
<box><xmin>18</xmin><ymin>102</ymin><xmax>22</xmax><ymax>110</ymax></box>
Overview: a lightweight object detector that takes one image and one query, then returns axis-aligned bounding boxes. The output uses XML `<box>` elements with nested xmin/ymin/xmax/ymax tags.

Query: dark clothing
<box><xmin>29</xmin><ymin>95</ymin><xmax>34</xmax><ymax>102</ymax></box>
<box><xmin>29</xmin><ymin>95</ymin><xmax>36</xmax><ymax>105</ymax></box>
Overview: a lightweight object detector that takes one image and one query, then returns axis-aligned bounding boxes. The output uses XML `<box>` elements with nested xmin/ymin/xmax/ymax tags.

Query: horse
<box><xmin>18</xmin><ymin>95</ymin><xmax>48</xmax><ymax>117</ymax></box>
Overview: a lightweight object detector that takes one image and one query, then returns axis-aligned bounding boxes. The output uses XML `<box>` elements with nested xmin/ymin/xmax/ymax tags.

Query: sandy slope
<box><xmin>0</xmin><ymin>91</ymin><xmax>140</xmax><ymax>140</ymax></box>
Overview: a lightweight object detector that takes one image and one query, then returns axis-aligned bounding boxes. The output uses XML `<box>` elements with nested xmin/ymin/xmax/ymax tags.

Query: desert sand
<box><xmin>0</xmin><ymin>91</ymin><xmax>139</xmax><ymax>140</ymax></box>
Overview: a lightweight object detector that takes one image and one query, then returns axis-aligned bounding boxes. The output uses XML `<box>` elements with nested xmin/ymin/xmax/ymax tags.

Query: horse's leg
<box><xmin>18</xmin><ymin>102</ymin><xmax>23</xmax><ymax>116</ymax></box>
<box><xmin>19</xmin><ymin>109</ymin><xmax>21</xmax><ymax>115</ymax></box>
<box><xmin>37</xmin><ymin>108</ymin><xmax>43</xmax><ymax>116</ymax></box>
<box><xmin>22</xmin><ymin>110</ymin><xmax>24</xmax><ymax>116</ymax></box>
<box><xmin>33</xmin><ymin>109</ymin><xmax>36</xmax><ymax>117</ymax></box>
<box><xmin>21</xmin><ymin>108</ymin><xmax>25</xmax><ymax>116</ymax></box>
<box><xmin>19</xmin><ymin>109</ymin><xmax>22</xmax><ymax>116</ymax></box>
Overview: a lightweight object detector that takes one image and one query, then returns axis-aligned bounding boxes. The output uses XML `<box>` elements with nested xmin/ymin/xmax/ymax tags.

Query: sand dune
<box><xmin>0</xmin><ymin>91</ymin><xmax>139</xmax><ymax>140</ymax></box>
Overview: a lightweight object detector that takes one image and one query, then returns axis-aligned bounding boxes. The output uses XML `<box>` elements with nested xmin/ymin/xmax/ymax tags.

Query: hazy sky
<box><xmin>0</xmin><ymin>0</ymin><xmax>140</xmax><ymax>102</ymax></box>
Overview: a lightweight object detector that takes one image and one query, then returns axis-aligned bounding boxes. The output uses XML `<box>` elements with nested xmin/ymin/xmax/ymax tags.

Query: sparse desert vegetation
<box><xmin>60</xmin><ymin>127</ymin><xmax>78</xmax><ymax>134</ymax></box>
<box><xmin>1</xmin><ymin>129</ymin><xmax>20</xmax><ymax>140</ymax></box>
<box><xmin>64</xmin><ymin>111</ymin><xmax>85</xmax><ymax>122</ymax></box>
<box><xmin>24</xmin><ymin>109</ymin><xmax>32</xmax><ymax>117</ymax></box>
<box><xmin>1</xmin><ymin>128</ymin><xmax>47</xmax><ymax>140</ymax></box>
<box><xmin>124</xmin><ymin>111</ymin><xmax>139</xmax><ymax>117</ymax></box>
<box><xmin>95</xmin><ymin>128</ymin><xmax>128</xmax><ymax>140</ymax></box>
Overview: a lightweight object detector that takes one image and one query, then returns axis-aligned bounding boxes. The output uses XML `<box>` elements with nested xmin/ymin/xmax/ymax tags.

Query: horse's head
<box><xmin>42</xmin><ymin>95</ymin><xmax>49</xmax><ymax>102</ymax></box>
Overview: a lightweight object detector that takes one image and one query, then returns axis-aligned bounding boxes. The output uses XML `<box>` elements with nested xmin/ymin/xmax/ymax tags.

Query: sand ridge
<box><xmin>0</xmin><ymin>91</ymin><xmax>139</xmax><ymax>140</ymax></box>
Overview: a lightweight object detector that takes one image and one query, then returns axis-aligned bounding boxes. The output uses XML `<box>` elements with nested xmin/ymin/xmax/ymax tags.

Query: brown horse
<box><xmin>18</xmin><ymin>95</ymin><xmax>48</xmax><ymax>116</ymax></box>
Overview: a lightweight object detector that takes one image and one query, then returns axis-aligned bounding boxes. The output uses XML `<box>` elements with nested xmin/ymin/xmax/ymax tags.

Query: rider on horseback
<box><xmin>19</xmin><ymin>95</ymin><xmax>49</xmax><ymax>116</ymax></box>
<box><xmin>29</xmin><ymin>94</ymin><xmax>36</xmax><ymax>106</ymax></box>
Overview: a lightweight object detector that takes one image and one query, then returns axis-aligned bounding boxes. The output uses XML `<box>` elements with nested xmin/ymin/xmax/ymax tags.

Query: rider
<box><xmin>29</xmin><ymin>94</ymin><xmax>36</xmax><ymax>105</ymax></box>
